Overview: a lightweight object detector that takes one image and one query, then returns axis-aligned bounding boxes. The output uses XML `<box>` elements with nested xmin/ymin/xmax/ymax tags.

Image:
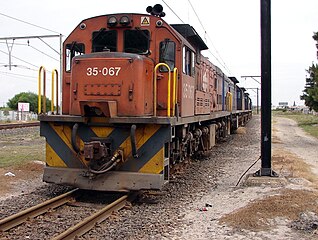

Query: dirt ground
<box><xmin>179</xmin><ymin>116</ymin><xmax>318</xmax><ymax>239</ymax></box>
<box><xmin>1</xmin><ymin>116</ymin><xmax>318</xmax><ymax>239</ymax></box>
<box><xmin>0</xmin><ymin>161</ymin><xmax>44</xmax><ymax>201</ymax></box>
<box><xmin>0</xmin><ymin>127</ymin><xmax>45</xmax><ymax>201</ymax></box>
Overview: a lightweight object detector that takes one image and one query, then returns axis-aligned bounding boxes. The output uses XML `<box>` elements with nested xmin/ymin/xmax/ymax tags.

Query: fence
<box><xmin>0</xmin><ymin>110</ymin><xmax>38</xmax><ymax>122</ymax></box>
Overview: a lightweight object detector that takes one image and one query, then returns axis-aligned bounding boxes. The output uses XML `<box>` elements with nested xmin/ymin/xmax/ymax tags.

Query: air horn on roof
<box><xmin>146</xmin><ymin>4</ymin><xmax>166</xmax><ymax>17</ymax></box>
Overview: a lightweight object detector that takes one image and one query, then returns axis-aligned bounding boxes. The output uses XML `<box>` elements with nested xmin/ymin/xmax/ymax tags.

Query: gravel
<box><xmin>0</xmin><ymin>116</ymin><xmax>284</xmax><ymax>239</ymax></box>
<box><xmin>78</xmin><ymin>117</ymin><xmax>261</xmax><ymax>239</ymax></box>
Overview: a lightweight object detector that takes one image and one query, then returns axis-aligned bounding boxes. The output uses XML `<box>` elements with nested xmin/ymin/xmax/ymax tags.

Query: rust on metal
<box><xmin>0</xmin><ymin>122</ymin><xmax>40</xmax><ymax>130</ymax></box>
<box><xmin>0</xmin><ymin>189</ymin><xmax>78</xmax><ymax>231</ymax></box>
<box><xmin>52</xmin><ymin>194</ymin><xmax>130</xmax><ymax>240</ymax></box>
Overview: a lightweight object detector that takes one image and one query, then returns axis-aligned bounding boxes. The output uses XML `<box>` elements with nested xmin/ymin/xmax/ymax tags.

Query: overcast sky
<box><xmin>0</xmin><ymin>0</ymin><xmax>317</xmax><ymax>108</ymax></box>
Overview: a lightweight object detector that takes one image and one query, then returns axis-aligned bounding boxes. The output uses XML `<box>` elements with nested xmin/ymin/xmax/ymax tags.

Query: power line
<box><xmin>0</xmin><ymin>49</ymin><xmax>39</xmax><ymax>69</ymax></box>
<box><xmin>28</xmin><ymin>45</ymin><xmax>59</xmax><ymax>61</ymax></box>
<box><xmin>0</xmin><ymin>35</ymin><xmax>62</xmax><ymax>71</ymax></box>
<box><xmin>187</xmin><ymin>0</ymin><xmax>205</xmax><ymax>34</ymax></box>
<box><xmin>205</xmin><ymin>34</ymin><xmax>232</xmax><ymax>75</ymax></box>
<box><xmin>1</xmin><ymin>36</ymin><xmax>60</xmax><ymax>62</ymax></box>
<box><xmin>187</xmin><ymin>0</ymin><xmax>232</xmax><ymax>75</ymax></box>
<box><xmin>0</xmin><ymin>70</ymin><xmax>36</xmax><ymax>80</ymax></box>
<box><xmin>0</xmin><ymin>42</ymin><xmax>28</xmax><ymax>46</ymax></box>
<box><xmin>161</xmin><ymin>0</ymin><xmax>185</xmax><ymax>23</ymax></box>
<box><xmin>38</xmin><ymin>38</ymin><xmax>60</xmax><ymax>55</ymax></box>
<box><xmin>0</xmin><ymin>12</ymin><xmax>60</xmax><ymax>34</ymax></box>
<box><xmin>0</xmin><ymin>64</ymin><xmax>35</xmax><ymax>70</ymax></box>
<box><xmin>0</xmin><ymin>71</ymin><xmax>38</xmax><ymax>84</ymax></box>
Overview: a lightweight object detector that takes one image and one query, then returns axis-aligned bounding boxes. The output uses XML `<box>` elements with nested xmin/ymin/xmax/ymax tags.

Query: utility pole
<box><xmin>254</xmin><ymin>0</ymin><xmax>277</xmax><ymax>177</ymax></box>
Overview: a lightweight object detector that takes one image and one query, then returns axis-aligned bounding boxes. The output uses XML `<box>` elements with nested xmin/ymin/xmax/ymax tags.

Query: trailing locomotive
<box><xmin>39</xmin><ymin>4</ymin><xmax>252</xmax><ymax>192</ymax></box>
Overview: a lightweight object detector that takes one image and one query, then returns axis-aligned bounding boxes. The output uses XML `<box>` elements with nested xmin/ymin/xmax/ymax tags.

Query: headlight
<box><xmin>107</xmin><ymin>16</ymin><xmax>118</xmax><ymax>27</ymax></box>
<box><xmin>119</xmin><ymin>16</ymin><xmax>130</xmax><ymax>26</ymax></box>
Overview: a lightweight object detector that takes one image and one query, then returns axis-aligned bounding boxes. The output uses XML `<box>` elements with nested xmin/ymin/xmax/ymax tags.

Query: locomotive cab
<box><xmin>62</xmin><ymin>12</ymin><xmax>182</xmax><ymax>118</ymax></box>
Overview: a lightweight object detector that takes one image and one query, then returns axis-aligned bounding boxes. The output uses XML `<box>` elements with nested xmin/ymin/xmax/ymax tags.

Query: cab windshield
<box><xmin>124</xmin><ymin>30</ymin><xmax>150</xmax><ymax>54</ymax></box>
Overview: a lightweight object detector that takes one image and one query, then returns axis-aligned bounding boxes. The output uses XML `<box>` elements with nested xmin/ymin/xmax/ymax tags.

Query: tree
<box><xmin>301</xmin><ymin>64</ymin><xmax>318</xmax><ymax>111</ymax></box>
<box><xmin>300</xmin><ymin>32</ymin><xmax>318</xmax><ymax>111</ymax></box>
<box><xmin>314</xmin><ymin>32</ymin><xmax>318</xmax><ymax>60</ymax></box>
<box><xmin>7</xmin><ymin>92</ymin><xmax>51</xmax><ymax>113</ymax></box>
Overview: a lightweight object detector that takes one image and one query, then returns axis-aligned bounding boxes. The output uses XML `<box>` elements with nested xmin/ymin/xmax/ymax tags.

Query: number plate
<box><xmin>86</xmin><ymin>67</ymin><xmax>121</xmax><ymax>76</ymax></box>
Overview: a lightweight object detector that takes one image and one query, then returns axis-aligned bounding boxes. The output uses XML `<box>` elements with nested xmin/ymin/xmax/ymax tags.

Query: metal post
<box><xmin>5</xmin><ymin>40</ymin><xmax>14</xmax><ymax>71</ymax></box>
<box><xmin>256</xmin><ymin>0</ymin><xmax>277</xmax><ymax>177</ymax></box>
<box><xmin>59</xmin><ymin>34</ymin><xmax>63</xmax><ymax>114</ymax></box>
<box><xmin>257</xmin><ymin>88</ymin><xmax>259</xmax><ymax>114</ymax></box>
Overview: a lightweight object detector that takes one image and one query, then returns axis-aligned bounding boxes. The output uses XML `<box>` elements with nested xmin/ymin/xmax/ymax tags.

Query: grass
<box><xmin>0</xmin><ymin>145</ymin><xmax>45</xmax><ymax>168</ymax></box>
<box><xmin>0</xmin><ymin>128</ymin><xmax>45</xmax><ymax>168</ymax></box>
<box><xmin>272</xmin><ymin>110</ymin><xmax>318</xmax><ymax>139</ymax></box>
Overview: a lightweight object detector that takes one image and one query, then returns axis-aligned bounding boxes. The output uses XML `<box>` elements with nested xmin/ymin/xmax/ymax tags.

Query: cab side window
<box><xmin>183</xmin><ymin>46</ymin><xmax>195</xmax><ymax>76</ymax></box>
<box><xmin>159</xmin><ymin>40</ymin><xmax>175</xmax><ymax>72</ymax></box>
<box><xmin>65</xmin><ymin>42</ymin><xmax>85</xmax><ymax>72</ymax></box>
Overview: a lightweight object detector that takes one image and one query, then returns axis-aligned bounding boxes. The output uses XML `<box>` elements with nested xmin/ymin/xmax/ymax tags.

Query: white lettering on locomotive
<box><xmin>183</xmin><ymin>83</ymin><xmax>194</xmax><ymax>99</ymax></box>
<box><xmin>86</xmin><ymin>67</ymin><xmax>121</xmax><ymax>76</ymax></box>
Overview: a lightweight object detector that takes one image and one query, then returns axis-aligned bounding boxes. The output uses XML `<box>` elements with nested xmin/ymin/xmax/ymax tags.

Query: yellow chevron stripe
<box><xmin>119</xmin><ymin>124</ymin><xmax>161</xmax><ymax>159</ymax></box>
<box><xmin>46</xmin><ymin>143</ymin><xmax>67</xmax><ymax>167</ymax></box>
<box><xmin>90</xmin><ymin>127</ymin><xmax>114</xmax><ymax>137</ymax></box>
<box><xmin>139</xmin><ymin>148</ymin><xmax>164</xmax><ymax>173</ymax></box>
<box><xmin>50</xmin><ymin>123</ymin><xmax>86</xmax><ymax>165</ymax></box>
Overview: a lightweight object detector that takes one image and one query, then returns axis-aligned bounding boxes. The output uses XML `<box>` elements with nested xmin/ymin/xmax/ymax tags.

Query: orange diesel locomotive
<box><xmin>39</xmin><ymin>5</ymin><xmax>252</xmax><ymax>191</ymax></box>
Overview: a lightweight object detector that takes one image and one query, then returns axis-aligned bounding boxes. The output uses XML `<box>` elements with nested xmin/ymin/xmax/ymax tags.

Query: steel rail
<box><xmin>0</xmin><ymin>122</ymin><xmax>40</xmax><ymax>130</ymax></box>
<box><xmin>52</xmin><ymin>194</ymin><xmax>129</xmax><ymax>240</ymax></box>
<box><xmin>0</xmin><ymin>189</ymin><xmax>78</xmax><ymax>231</ymax></box>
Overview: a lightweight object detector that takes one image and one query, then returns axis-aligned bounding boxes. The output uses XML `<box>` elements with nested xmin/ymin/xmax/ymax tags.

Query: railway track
<box><xmin>0</xmin><ymin>189</ymin><xmax>131</xmax><ymax>239</ymax></box>
<box><xmin>0</xmin><ymin>121</ymin><xmax>40</xmax><ymax>130</ymax></box>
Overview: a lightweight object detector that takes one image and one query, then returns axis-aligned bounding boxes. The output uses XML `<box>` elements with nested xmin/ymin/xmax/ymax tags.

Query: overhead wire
<box><xmin>0</xmin><ymin>12</ymin><xmax>60</xmax><ymax>34</ymax></box>
<box><xmin>0</xmin><ymin>12</ymin><xmax>62</xmax><ymax>65</ymax></box>
<box><xmin>0</xmin><ymin>49</ymin><xmax>39</xmax><ymax>69</ymax></box>
<box><xmin>0</xmin><ymin>71</ymin><xmax>37</xmax><ymax>80</ymax></box>
<box><xmin>0</xmin><ymin>64</ymin><xmax>36</xmax><ymax>70</ymax></box>
<box><xmin>161</xmin><ymin>0</ymin><xmax>184</xmax><ymax>23</ymax></box>
<box><xmin>186</xmin><ymin>0</ymin><xmax>232</xmax><ymax>75</ymax></box>
<box><xmin>28</xmin><ymin>45</ymin><xmax>59</xmax><ymax>61</ymax></box>
<box><xmin>161</xmin><ymin>0</ymin><xmax>233</xmax><ymax>75</ymax></box>
<box><xmin>38</xmin><ymin>37</ymin><xmax>60</xmax><ymax>55</ymax></box>
<box><xmin>1</xmin><ymin>38</ymin><xmax>60</xmax><ymax>62</ymax></box>
<box><xmin>0</xmin><ymin>42</ymin><xmax>28</xmax><ymax>46</ymax></box>
<box><xmin>0</xmin><ymin>71</ymin><xmax>38</xmax><ymax>84</ymax></box>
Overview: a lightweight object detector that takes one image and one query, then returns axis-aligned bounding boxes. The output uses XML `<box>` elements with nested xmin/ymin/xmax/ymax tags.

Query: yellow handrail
<box><xmin>51</xmin><ymin>69</ymin><xmax>58</xmax><ymax>114</ymax></box>
<box><xmin>172</xmin><ymin>68</ymin><xmax>178</xmax><ymax>117</ymax></box>
<box><xmin>154</xmin><ymin>63</ymin><xmax>171</xmax><ymax>117</ymax></box>
<box><xmin>38</xmin><ymin>66</ymin><xmax>46</xmax><ymax>114</ymax></box>
<box><xmin>226</xmin><ymin>92</ymin><xmax>233</xmax><ymax>112</ymax></box>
